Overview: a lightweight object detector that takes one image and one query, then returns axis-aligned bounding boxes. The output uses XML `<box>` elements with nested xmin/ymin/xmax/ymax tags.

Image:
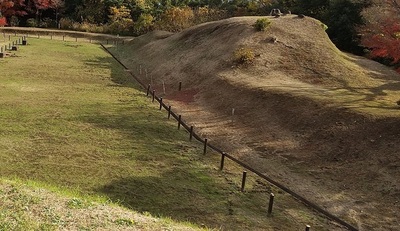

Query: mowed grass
<box><xmin>0</xmin><ymin>37</ymin><xmax>337</xmax><ymax>230</ymax></box>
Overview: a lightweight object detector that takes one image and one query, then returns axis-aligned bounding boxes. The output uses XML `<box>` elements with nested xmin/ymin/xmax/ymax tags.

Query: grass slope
<box><xmin>0</xmin><ymin>179</ymin><xmax>204</xmax><ymax>230</ymax></box>
<box><xmin>0</xmin><ymin>37</ymin><xmax>341</xmax><ymax>230</ymax></box>
<box><xmin>108</xmin><ymin>16</ymin><xmax>400</xmax><ymax>230</ymax></box>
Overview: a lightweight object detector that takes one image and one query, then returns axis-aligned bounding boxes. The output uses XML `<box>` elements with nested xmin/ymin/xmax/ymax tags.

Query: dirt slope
<box><xmin>111</xmin><ymin>16</ymin><xmax>400</xmax><ymax>230</ymax></box>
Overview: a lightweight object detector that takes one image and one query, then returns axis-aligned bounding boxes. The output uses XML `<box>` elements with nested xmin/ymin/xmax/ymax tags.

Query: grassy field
<box><xmin>0</xmin><ymin>36</ymin><xmax>340</xmax><ymax>230</ymax></box>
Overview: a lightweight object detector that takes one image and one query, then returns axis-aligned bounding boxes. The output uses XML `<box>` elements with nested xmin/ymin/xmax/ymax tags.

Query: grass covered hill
<box><xmin>109</xmin><ymin>15</ymin><xmax>400</xmax><ymax>230</ymax></box>
<box><xmin>0</xmin><ymin>33</ymin><xmax>344</xmax><ymax>230</ymax></box>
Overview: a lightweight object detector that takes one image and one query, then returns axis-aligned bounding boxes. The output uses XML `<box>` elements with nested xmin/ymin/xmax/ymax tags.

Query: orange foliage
<box><xmin>157</xmin><ymin>6</ymin><xmax>194</xmax><ymax>32</ymax></box>
<box><xmin>0</xmin><ymin>0</ymin><xmax>15</xmax><ymax>12</ymax></box>
<box><xmin>0</xmin><ymin>0</ymin><xmax>25</xmax><ymax>17</ymax></box>
<box><xmin>0</xmin><ymin>16</ymin><xmax>6</xmax><ymax>26</ymax></box>
<box><xmin>361</xmin><ymin>0</ymin><xmax>400</xmax><ymax>72</ymax></box>
<box><xmin>362</xmin><ymin>19</ymin><xmax>400</xmax><ymax>63</ymax></box>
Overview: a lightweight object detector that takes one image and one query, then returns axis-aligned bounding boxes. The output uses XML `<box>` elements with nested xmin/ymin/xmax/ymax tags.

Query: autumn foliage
<box><xmin>0</xmin><ymin>16</ymin><xmax>6</xmax><ymax>26</ymax></box>
<box><xmin>0</xmin><ymin>0</ymin><xmax>25</xmax><ymax>17</ymax></box>
<box><xmin>362</xmin><ymin>19</ymin><xmax>400</xmax><ymax>64</ymax></box>
<box><xmin>361</xmin><ymin>0</ymin><xmax>400</xmax><ymax>72</ymax></box>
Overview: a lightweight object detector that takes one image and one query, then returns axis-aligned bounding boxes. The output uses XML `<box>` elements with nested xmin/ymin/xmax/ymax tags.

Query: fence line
<box><xmin>101</xmin><ymin>44</ymin><xmax>358</xmax><ymax>231</ymax></box>
<box><xmin>1</xmin><ymin>31</ymin><xmax>128</xmax><ymax>47</ymax></box>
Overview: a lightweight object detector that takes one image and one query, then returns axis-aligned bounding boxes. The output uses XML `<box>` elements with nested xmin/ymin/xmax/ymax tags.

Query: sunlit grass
<box><xmin>0</xmin><ymin>37</ymin><xmax>337</xmax><ymax>230</ymax></box>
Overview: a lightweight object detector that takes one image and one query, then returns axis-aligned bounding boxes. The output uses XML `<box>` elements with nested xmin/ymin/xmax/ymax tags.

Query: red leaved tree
<box><xmin>0</xmin><ymin>16</ymin><xmax>6</xmax><ymax>26</ymax></box>
<box><xmin>362</xmin><ymin>19</ymin><xmax>400</xmax><ymax>66</ymax></box>
<box><xmin>361</xmin><ymin>0</ymin><xmax>400</xmax><ymax>72</ymax></box>
<box><xmin>26</xmin><ymin>0</ymin><xmax>62</xmax><ymax>23</ymax></box>
<box><xmin>0</xmin><ymin>0</ymin><xmax>26</xmax><ymax>26</ymax></box>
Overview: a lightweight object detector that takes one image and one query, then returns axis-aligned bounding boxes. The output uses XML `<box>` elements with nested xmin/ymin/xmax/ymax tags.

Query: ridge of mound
<box><xmin>111</xmin><ymin>16</ymin><xmax>400</xmax><ymax>230</ymax></box>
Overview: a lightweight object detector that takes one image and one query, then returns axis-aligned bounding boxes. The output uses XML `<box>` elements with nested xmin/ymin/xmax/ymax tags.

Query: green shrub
<box><xmin>59</xmin><ymin>18</ymin><xmax>74</xmax><ymax>29</ymax></box>
<box><xmin>254</xmin><ymin>18</ymin><xmax>271</xmax><ymax>31</ymax></box>
<box><xmin>321</xmin><ymin>23</ymin><xmax>328</xmax><ymax>31</ymax></box>
<box><xmin>39</xmin><ymin>18</ymin><xmax>56</xmax><ymax>28</ymax></box>
<box><xmin>105</xmin><ymin>19</ymin><xmax>134</xmax><ymax>35</ymax></box>
<box><xmin>9</xmin><ymin>16</ymin><xmax>19</xmax><ymax>27</ymax></box>
<box><xmin>26</xmin><ymin>18</ymin><xmax>37</xmax><ymax>27</ymax></box>
<box><xmin>233</xmin><ymin>47</ymin><xmax>255</xmax><ymax>65</ymax></box>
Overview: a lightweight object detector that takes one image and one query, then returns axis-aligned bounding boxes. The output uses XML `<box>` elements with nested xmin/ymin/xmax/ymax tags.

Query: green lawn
<box><xmin>0</xmin><ymin>37</ymin><xmax>337</xmax><ymax>230</ymax></box>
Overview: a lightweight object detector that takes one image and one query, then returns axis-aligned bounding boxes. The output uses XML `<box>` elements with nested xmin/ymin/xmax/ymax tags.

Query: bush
<box><xmin>0</xmin><ymin>17</ymin><xmax>7</xmax><ymax>27</ymax></box>
<box><xmin>59</xmin><ymin>18</ymin><xmax>74</xmax><ymax>29</ymax></box>
<box><xmin>321</xmin><ymin>23</ymin><xmax>328</xmax><ymax>31</ymax></box>
<box><xmin>26</xmin><ymin>18</ymin><xmax>38</xmax><ymax>27</ymax></box>
<box><xmin>254</xmin><ymin>18</ymin><xmax>271</xmax><ymax>31</ymax></box>
<box><xmin>59</xmin><ymin>18</ymin><xmax>105</xmax><ymax>34</ymax></box>
<box><xmin>156</xmin><ymin>6</ymin><xmax>194</xmax><ymax>32</ymax></box>
<box><xmin>39</xmin><ymin>18</ymin><xmax>56</xmax><ymax>28</ymax></box>
<box><xmin>106</xmin><ymin>19</ymin><xmax>134</xmax><ymax>35</ymax></box>
<box><xmin>9</xmin><ymin>16</ymin><xmax>19</xmax><ymax>27</ymax></box>
<box><xmin>233</xmin><ymin>47</ymin><xmax>255</xmax><ymax>65</ymax></box>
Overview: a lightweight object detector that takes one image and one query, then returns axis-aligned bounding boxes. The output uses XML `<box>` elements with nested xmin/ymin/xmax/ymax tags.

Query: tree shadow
<box><xmin>75</xmin><ymin>54</ymin><xmax>234</xmax><ymax>228</ymax></box>
<box><xmin>343</xmin><ymin>53</ymin><xmax>400</xmax><ymax>81</ymax></box>
<box><xmin>95</xmin><ymin>169</ymin><xmax>229</xmax><ymax>228</ymax></box>
<box><xmin>84</xmin><ymin>52</ymin><xmax>140</xmax><ymax>89</ymax></box>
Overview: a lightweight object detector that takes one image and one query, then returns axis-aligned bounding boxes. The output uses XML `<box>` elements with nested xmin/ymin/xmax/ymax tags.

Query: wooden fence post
<box><xmin>241</xmin><ymin>171</ymin><xmax>247</xmax><ymax>192</ymax></box>
<box><xmin>267</xmin><ymin>193</ymin><xmax>275</xmax><ymax>216</ymax></box>
<box><xmin>178</xmin><ymin>115</ymin><xmax>182</xmax><ymax>130</ymax></box>
<box><xmin>168</xmin><ymin>106</ymin><xmax>171</xmax><ymax>119</ymax></box>
<box><xmin>189</xmin><ymin>126</ymin><xmax>193</xmax><ymax>141</ymax></box>
<box><xmin>159</xmin><ymin>97</ymin><xmax>163</xmax><ymax>110</ymax></box>
<box><xmin>220</xmin><ymin>153</ymin><xmax>225</xmax><ymax>171</ymax></box>
<box><xmin>146</xmin><ymin>84</ymin><xmax>150</xmax><ymax>96</ymax></box>
<box><xmin>305</xmin><ymin>225</ymin><xmax>311</xmax><ymax>231</ymax></box>
<box><xmin>178</xmin><ymin>81</ymin><xmax>182</xmax><ymax>91</ymax></box>
<box><xmin>203</xmin><ymin>139</ymin><xmax>207</xmax><ymax>154</ymax></box>
<box><xmin>152</xmin><ymin>90</ymin><xmax>155</xmax><ymax>102</ymax></box>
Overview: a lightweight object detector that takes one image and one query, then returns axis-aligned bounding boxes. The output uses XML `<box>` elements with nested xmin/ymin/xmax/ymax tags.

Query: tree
<box><xmin>25</xmin><ymin>0</ymin><xmax>63</xmax><ymax>23</ymax></box>
<box><xmin>361</xmin><ymin>0</ymin><xmax>400</xmax><ymax>71</ymax></box>
<box><xmin>0</xmin><ymin>0</ymin><xmax>26</xmax><ymax>25</ymax></box>
<box><xmin>0</xmin><ymin>0</ymin><xmax>25</xmax><ymax>17</ymax></box>
<box><xmin>324</xmin><ymin>0</ymin><xmax>370</xmax><ymax>53</ymax></box>
<box><xmin>295</xmin><ymin>0</ymin><xmax>330</xmax><ymax>17</ymax></box>
<box><xmin>156</xmin><ymin>6</ymin><xmax>193</xmax><ymax>31</ymax></box>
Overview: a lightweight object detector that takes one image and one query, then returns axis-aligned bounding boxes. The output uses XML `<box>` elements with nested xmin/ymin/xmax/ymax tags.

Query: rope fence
<box><xmin>0</xmin><ymin>32</ymin><xmax>359</xmax><ymax>230</ymax></box>
<box><xmin>101</xmin><ymin>44</ymin><xmax>359</xmax><ymax>231</ymax></box>
<box><xmin>100</xmin><ymin>44</ymin><xmax>358</xmax><ymax>231</ymax></box>
<box><xmin>0</xmin><ymin>31</ymin><xmax>128</xmax><ymax>47</ymax></box>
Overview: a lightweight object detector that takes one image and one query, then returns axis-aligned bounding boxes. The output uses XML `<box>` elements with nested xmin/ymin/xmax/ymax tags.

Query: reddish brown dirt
<box><xmin>165</xmin><ymin>88</ymin><xmax>199</xmax><ymax>103</ymax></box>
<box><xmin>149</xmin><ymin>84</ymin><xmax>199</xmax><ymax>103</ymax></box>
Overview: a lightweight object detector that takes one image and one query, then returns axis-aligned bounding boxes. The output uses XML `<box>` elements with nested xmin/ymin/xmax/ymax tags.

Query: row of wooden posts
<box><xmin>100</xmin><ymin>45</ymin><xmax>359</xmax><ymax>231</ymax></box>
<box><xmin>145</xmin><ymin>82</ymin><xmax>313</xmax><ymax>231</ymax></box>
<box><xmin>2</xmin><ymin>32</ymin><xmax>125</xmax><ymax>45</ymax></box>
<box><xmin>0</xmin><ymin>36</ymin><xmax>27</xmax><ymax>58</ymax></box>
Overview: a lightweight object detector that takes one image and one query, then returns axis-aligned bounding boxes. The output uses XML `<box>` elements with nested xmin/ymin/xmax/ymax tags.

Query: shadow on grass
<box><xmin>77</xmin><ymin>53</ymin><xmax>232</xmax><ymax>228</ymax></box>
<box><xmin>96</xmin><ymin>169</ymin><xmax>228</xmax><ymax>228</ymax></box>
<box><xmin>85</xmin><ymin>52</ymin><xmax>140</xmax><ymax>89</ymax></box>
<box><xmin>73</xmin><ymin>102</ymin><xmax>230</xmax><ymax>228</ymax></box>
